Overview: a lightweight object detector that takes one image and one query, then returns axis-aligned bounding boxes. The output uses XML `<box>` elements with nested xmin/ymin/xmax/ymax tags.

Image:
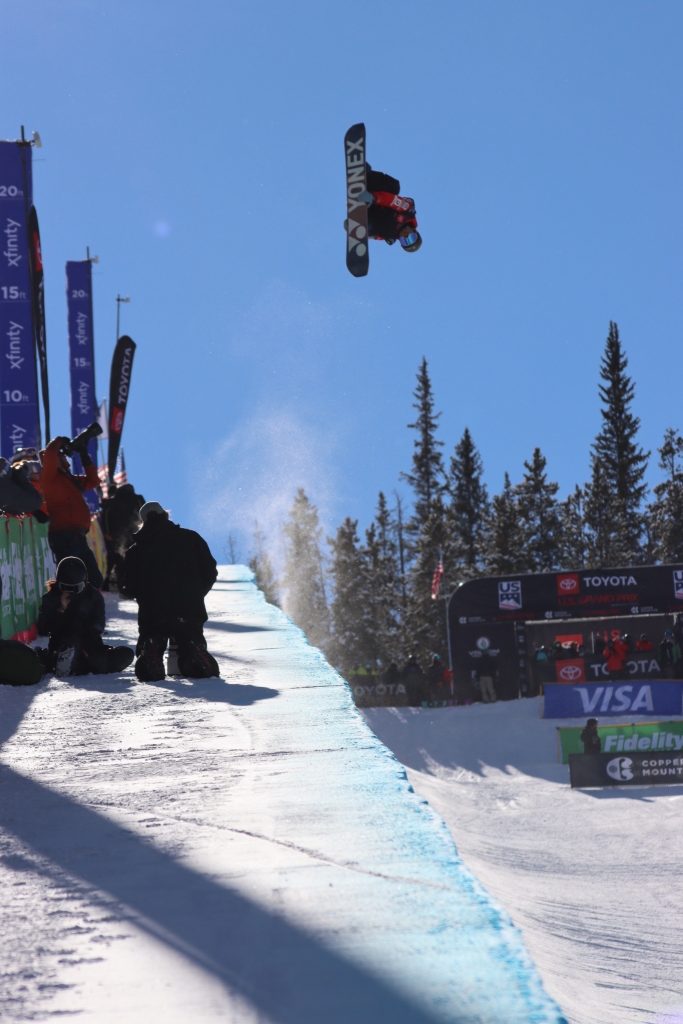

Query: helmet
<box><xmin>56</xmin><ymin>556</ymin><xmax>87</xmax><ymax>593</ymax></box>
<box><xmin>398</xmin><ymin>225</ymin><xmax>422</xmax><ymax>252</ymax></box>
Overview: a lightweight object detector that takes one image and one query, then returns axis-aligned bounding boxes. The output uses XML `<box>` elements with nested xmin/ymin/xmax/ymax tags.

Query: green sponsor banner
<box><xmin>0</xmin><ymin>515</ymin><xmax>55</xmax><ymax>639</ymax></box>
<box><xmin>0</xmin><ymin>518</ymin><xmax>12</xmax><ymax>639</ymax></box>
<box><xmin>8</xmin><ymin>516</ymin><xmax>28</xmax><ymax>634</ymax></box>
<box><xmin>558</xmin><ymin>720</ymin><xmax>683</xmax><ymax>763</ymax></box>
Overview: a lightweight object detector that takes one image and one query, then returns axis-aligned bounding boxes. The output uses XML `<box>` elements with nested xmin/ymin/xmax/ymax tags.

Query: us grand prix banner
<box><xmin>0</xmin><ymin>140</ymin><xmax>41</xmax><ymax>454</ymax></box>
<box><xmin>67</xmin><ymin>259</ymin><xmax>99</xmax><ymax>510</ymax></box>
<box><xmin>449</xmin><ymin>564</ymin><xmax>683</xmax><ymax>699</ymax></box>
<box><xmin>107</xmin><ymin>334</ymin><xmax>135</xmax><ymax>484</ymax></box>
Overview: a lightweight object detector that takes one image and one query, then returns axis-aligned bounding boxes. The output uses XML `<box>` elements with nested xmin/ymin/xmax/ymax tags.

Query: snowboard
<box><xmin>344</xmin><ymin>123</ymin><xmax>369</xmax><ymax>277</ymax></box>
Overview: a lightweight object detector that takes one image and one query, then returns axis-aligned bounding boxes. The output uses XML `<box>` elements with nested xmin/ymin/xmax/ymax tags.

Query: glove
<box><xmin>357</xmin><ymin>189</ymin><xmax>374</xmax><ymax>205</ymax></box>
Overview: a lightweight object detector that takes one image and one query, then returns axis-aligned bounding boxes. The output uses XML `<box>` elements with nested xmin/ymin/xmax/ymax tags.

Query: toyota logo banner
<box><xmin>107</xmin><ymin>334</ymin><xmax>136</xmax><ymax>485</ymax></box>
<box><xmin>570</xmin><ymin>751</ymin><xmax>683</xmax><ymax>788</ymax></box>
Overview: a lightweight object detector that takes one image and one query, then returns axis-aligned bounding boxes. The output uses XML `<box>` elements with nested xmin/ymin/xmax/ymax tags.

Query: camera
<box><xmin>61</xmin><ymin>421</ymin><xmax>103</xmax><ymax>456</ymax></box>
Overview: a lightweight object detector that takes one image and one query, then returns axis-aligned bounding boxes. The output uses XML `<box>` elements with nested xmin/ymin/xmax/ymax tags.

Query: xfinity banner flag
<box><xmin>28</xmin><ymin>206</ymin><xmax>49</xmax><ymax>441</ymax></box>
<box><xmin>66</xmin><ymin>260</ymin><xmax>99</xmax><ymax>510</ymax></box>
<box><xmin>0</xmin><ymin>140</ymin><xmax>40</xmax><ymax>454</ymax></box>
<box><xmin>108</xmin><ymin>334</ymin><xmax>135</xmax><ymax>484</ymax></box>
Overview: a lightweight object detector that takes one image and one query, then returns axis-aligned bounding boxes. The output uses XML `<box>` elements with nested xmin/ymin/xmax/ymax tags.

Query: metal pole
<box><xmin>444</xmin><ymin>592</ymin><xmax>454</xmax><ymax>696</ymax></box>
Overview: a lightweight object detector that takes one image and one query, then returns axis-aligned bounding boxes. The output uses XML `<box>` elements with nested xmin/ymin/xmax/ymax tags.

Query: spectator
<box><xmin>477</xmin><ymin>654</ymin><xmax>498</xmax><ymax>703</ymax></box>
<box><xmin>426</xmin><ymin>653</ymin><xmax>448</xmax><ymax>695</ymax></box>
<box><xmin>39</xmin><ymin>436</ymin><xmax>103</xmax><ymax>588</ymax></box>
<box><xmin>119</xmin><ymin>502</ymin><xmax>219</xmax><ymax>681</ymax></box>
<box><xmin>0</xmin><ymin>456</ymin><xmax>42</xmax><ymax>515</ymax></box>
<box><xmin>593</xmin><ymin>632</ymin><xmax>606</xmax><ymax>658</ymax></box>
<box><xmin>401</xmin><ymin>652</ymin><xmax>426</xmax><ymax>704</ymax></box>
<box><xmin>530</xmin><ymin>643</ymin><xmax>549</xmax><ymax>696</ymax></box>
<box><xmin>604</xmin><ymin>635</ymin><xmax>629</xmax><ymax>681</ymax></box>
<box><xmin>37</xmin><ymin>557</ymin><xmax>133</xmax><ymax>676</ymax></box>
<box><xmin>659</xmin><ymin>630</ymin><xmax>682</xmax><ymax>677</ymax></box>
<box><xmin>101</xmin><ymin>482</ymin><xmax>145</xmax><ymax>591</ymax></box>
<box><xmin>580</xmin><ymin>718</ymin><xmax>601</xmax><ymax>754</ymax></box>
<box><xmin>635</xmin><ymin>633</ymin><xmax>654</xmax><ymax>653</ymax></box>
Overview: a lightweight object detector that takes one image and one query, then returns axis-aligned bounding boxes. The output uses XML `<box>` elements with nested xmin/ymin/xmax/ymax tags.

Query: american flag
<box><xmin>97</xmin><ymin>449</ymin><xmax>128</xmax><ymax>497</ymax></box>
<box><xmin>431</xmin><ymin>555</ymin><xmax>444</xmax><ymax>600</ymax></box>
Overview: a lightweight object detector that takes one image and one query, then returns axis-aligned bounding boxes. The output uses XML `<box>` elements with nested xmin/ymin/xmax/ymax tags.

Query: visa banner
<box><xmin>0</xmin><ymin>140</ymin><xmax>40</xmax><ymax>454</ymax></box>
<box><xmin>544</xmin><ymin>681</ymin><xmax>683</xmax><ymax>719</ymax></box>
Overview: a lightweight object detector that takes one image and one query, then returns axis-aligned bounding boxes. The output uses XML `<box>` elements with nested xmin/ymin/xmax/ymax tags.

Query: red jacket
<box><xmin>604</xmin><ymin>638</ymin><xmax>629</xmax><ymax>673</ymax></box>
<box><xmin>368</xmin><ymin>192</ymin><xmax>418</xmax><ymax>241</ymax></box>
<box><xmin>40</xmin><ymin>438</ymin><xmax>99</xmax><ymax>534</ymax></box>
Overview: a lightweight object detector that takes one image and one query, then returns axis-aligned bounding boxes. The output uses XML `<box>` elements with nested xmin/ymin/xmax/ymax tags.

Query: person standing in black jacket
<box><xmin>119</xmin><ymin>502</ymin><xmax>219</xmax><ymax>681</ymax></box>
<box><xmin>580</xmin><ymin>718</ymin><xmax>601</xmax><ymax>754</ymax></box>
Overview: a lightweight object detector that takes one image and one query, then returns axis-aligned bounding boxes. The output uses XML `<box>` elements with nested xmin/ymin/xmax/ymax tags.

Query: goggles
<box><xmin>58</xmin><ymin>580</ymin><xmax>85</xmax><ymax>594</ymax></box>
<box><xmin>399</xmin><ymin>229</ymin><xmax>419</xmax><ymax>250</ymax></box>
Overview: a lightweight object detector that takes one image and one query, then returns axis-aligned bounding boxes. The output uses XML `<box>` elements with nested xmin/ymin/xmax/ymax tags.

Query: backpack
<box><xmin>0</xmin><ymin>640</ymin><xmax>45</xmax><ymax>686</ymax></box>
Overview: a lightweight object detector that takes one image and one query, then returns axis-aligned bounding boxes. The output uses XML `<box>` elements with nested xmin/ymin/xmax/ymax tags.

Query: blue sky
<box><xmin>3</xmin><ymin>0</ymin><xmax>682</xmax><ymax>562</ymax></box>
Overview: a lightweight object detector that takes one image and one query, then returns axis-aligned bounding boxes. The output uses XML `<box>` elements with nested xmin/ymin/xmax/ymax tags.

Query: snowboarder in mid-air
<box><xmin>344</xmin><ymin>123</ymin><xmax>421</xmax><ymax>277</ymax></box>
<box><xmin>360</xmin><ymin>168</ymin><xmax>422</xmax><ymax>252</ymax></box>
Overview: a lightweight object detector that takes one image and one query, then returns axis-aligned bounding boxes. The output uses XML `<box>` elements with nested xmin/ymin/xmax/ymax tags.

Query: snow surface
<box><xmin>363</xmin><ymin>700</ymin><xmax>683</xmax><ymax>1024</ymax></box>
<box><xmin>0</xmin><ymin>566</ymin><xmax>567</xmax><ymax>1024</ymax></box>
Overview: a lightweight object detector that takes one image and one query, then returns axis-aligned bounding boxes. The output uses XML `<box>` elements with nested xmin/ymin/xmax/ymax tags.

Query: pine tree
<box><xmin>445</xmin><ymin>427</ymin><xmax>489</xmax><ymax>582</ymax></box>
<box><xmin>401</xmin><ymin>359</ymin><xmax>447</xmax><ymax>659</ymax></box>
<box><xmin>514</xmin><ymin>447</ymin><xmax>561</xmax><ymax>572</ymax></box>
<box><xmin>558</xmin><ymin>486</ymin><xmax>588</xmax><ymax>570</ymax></box>
<box><xmin>364</xmin><ymin>492</ymin><xmax>405</xmax><ymax>667</ymax></box>
<box><xmin>647</xmin><ymin>428</ymin><xmax>683</xmax><ymax>562</ymax></box>
<box><xmin>401</xmin><ymin>358</ymin><xmax>446</xmax><ymax>535</ymax></box>
<box><xmin>248</xmin><ymin>522</ymin><xmax>280</xmax><ymax>606</ymax></box>
<box><xmin>584</xmin><ymin>322</ymin><xmax>649</xmax><ymax>565</ymax></box>
<box><xmin>328</xmin><ymin>517</ymin><xmax>373</xmax><ymax>673</ymax></box>
<box><xmin>483</xmin><ymin>473</ymin><xmax>525</xmax><ymax>575</ymax></box>
<box><xmin>282</xmin><ymin>488</ymin><xmax>330</xmax><ymax>650</ymax></box>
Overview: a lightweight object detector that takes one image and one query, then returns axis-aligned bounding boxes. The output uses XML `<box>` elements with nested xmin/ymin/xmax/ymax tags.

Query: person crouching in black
<box><xmin>37</xmin><ymin>557</ymin><xmax>134</xmax><ymax>676</ymax></box>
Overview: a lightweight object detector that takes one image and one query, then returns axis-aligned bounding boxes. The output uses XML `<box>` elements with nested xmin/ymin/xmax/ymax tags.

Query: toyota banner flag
<box><xmin>0</xmin><ymin>140</ymin><xmax>41</xmax><ymax>455</ymax></box>
<box><xmin>107</xmin><ymin>334</ymin><xmax>135</xmax><ymax>484</ymax></box>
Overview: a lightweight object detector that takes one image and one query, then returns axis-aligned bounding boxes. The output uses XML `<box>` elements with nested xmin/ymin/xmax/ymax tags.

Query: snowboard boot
<box><xmin>177</xmin><ymin>639</ymin><xmax>219</xmax><ymax>679</ymax></box>
<box><xmin>166</xmin><ymin>638</ymin><xmax>181</xmax><ymax>677</ymax></box>
<box><xmin>54</xmin><ymin>646</ymin><xmax>77</xmax><ymax>676</ymax></box>
<box><xmin>134</xmin><ymin>638</ymin><xmax>166</xmax><ymax>682</ymax></box>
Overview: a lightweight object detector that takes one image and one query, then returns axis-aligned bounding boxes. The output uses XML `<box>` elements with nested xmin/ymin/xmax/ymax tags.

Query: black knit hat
<box><xmin>56</xmin><ymin>557</ymin><xmax>87</xmax><ymax>592</ymax></box>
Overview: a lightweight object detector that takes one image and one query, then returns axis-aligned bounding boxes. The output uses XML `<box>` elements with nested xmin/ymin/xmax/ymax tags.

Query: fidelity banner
<box><xmin>544</xmin><ymin>681</ymin><xmax>683</xmax><ymax>719</ymax></box>
<box><xmin>28</xmin><ymin>206</ymin><xmax>49</xmax><ymax>441</ymax></box>
<box><xmin>558</xmin><ymin>720</ymin><xmax>683</xmax><ymax>763</ymax></box>
<box><xmin>0</xmin><ymin>140</ymin><xmax>40</xmax><ymax>454</ymax></box>
<box><xmin>569</xmin><ymin>751</ymin><xmax>683</xmax><ymax>788</ymax></box>
<box><xmin>107</xmin><ymin>334</ymin><xmax>135</xmax><ymax>483</ymax></box>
